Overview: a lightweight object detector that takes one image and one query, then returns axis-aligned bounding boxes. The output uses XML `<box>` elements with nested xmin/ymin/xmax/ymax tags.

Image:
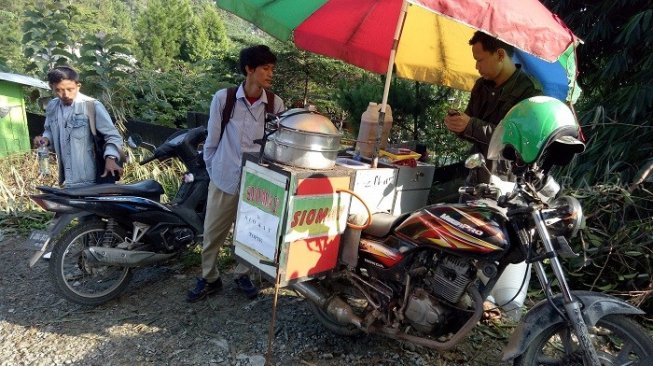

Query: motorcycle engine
<box><xmin>404</xmin><ymin>255</ymin><xmax>475</xmax><ymax>334</ymax></box>
<box><xmin>426</xmin><ymin>255</ymin><xmax>474</xmax><ymax>304</ymax></box>
<box><xmin>404</xmin><ymin>288</ymin><xmax>447</xmax><ymax>334</ymax></box>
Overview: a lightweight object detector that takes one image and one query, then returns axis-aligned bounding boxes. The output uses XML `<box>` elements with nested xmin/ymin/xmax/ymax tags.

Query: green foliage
<box><xmin>565</xmin><ymin>183</ymin><xmax>653</xmax><ymax>311</ymax></box>
<box><xmin>180</xmin><ymin>3</ymin><xmax>230</xmax><ymax>63</ymax></box>
<box><xmin>272</xmin><ymin>45</ymin><xmax>362</xmax><ymax>117</ymax></box>
<box><xmin>68</xmin><ymin>0</ymin><xmax>138</xmax><ymax>45</ymax></box>
<box><xmin>124</xmin><ymin>67</ymin><xmax>227</xmax><ymax>127</ymax></box>
<box><xmin>543</xmin><ymin>1</ymin><xmax>653</xmax><ymax>185</ymax></box>
<box><xmin>78</xmin><ymin>32</ymin><xmax>136</xmax><ymax>128</ymax></box>
<box><xmin>135</xmin><ymin>0</ymin><xmax>192</xmax><ymax>70</ymax></box>
<box><xmin>22</xmin><ymin>2</ymin><xmax>78</xmax><ymax>75</ymax></box>
<box><xmin>0</xmin><ymin>6</ymin><xmax>25</xmax><ymax>72</ymax></box>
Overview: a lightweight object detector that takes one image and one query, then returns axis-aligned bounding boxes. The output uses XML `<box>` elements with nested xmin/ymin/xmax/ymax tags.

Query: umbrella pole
<box><xmin>372</xmin><ymin>0</ymin><xmax>408</xmax><ymax>168</ymax></box>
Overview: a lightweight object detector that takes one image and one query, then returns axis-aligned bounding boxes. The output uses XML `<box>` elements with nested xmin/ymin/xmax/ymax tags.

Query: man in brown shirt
<box><xmin>445</xmin><ymin>31</ymin><xmax>542</xmax><ymax>184</ymax></box>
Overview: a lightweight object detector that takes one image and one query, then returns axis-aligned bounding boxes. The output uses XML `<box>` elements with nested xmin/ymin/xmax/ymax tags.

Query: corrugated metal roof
<box><xmin>0</xmin><ymin>72</ymin><xmax>50</xmax><ymax>89</ymax></box>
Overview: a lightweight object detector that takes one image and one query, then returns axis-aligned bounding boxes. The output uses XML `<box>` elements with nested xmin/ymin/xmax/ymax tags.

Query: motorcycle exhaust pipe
<box><xmin>84</xmin><ymin>247</ymin><xmax>175</xmax><ymax>267</ymax></box>
<box><xmin>292</xmin><ymin>282</ymin><xmax>363</xmax><ymax>328</ymax></box>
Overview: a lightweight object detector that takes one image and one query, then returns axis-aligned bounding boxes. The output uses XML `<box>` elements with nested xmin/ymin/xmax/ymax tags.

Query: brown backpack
<box><xmin>219</xmin><ymin>86</ymin><xmax>276</xmax><ymax>143</ymax></box>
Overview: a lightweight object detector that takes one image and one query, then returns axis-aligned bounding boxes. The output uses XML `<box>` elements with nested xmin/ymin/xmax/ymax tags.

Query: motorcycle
<box><xmin>290</xmin><ymin>98</ymin><xmax>653</xmax><ymax>365</ymax></box>
<box><xmin>27</xmin><ymin>126</ymin><xmax>209</xmax><ymax>306</ymax></box>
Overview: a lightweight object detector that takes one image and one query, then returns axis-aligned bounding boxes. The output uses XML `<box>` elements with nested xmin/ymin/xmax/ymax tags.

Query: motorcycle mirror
<box><xmin>629</xmin><ymin>160</ymin><xmax>653</xmax><ymax>192</ymax></box>
<box><xmin>464</xmin><ymin>153</ymin><xmax>486</xmax><ymax>169</ymax></box>
<box><xmin>127</xmin><ymin>134</ymin><xmax>143</xmax><ymax>149</ymax></box>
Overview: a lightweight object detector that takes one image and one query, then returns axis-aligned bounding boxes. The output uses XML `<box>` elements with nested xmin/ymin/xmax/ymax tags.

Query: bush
<box><xmin>565</xmin><ymin>183</ymin><xmax>653</xmax><ymax>312</ymax></box>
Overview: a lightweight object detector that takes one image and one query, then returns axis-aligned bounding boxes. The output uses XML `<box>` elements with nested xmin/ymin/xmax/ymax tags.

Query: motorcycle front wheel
<box><xmin>49</xmin><ymin>220</ymin><xmax>132</xmax><ymax>306</ymax></box>
<box><xmin>515</xmin><ymin>314</ymin><xmax>653</xmax><ymax>365</ymax></box>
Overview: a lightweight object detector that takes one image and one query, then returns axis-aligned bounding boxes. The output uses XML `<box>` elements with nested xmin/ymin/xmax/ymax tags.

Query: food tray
<box><xmin>379</xmin><ymin>149</ymin><xmax>421</xmax><ymax>162</ymax></box>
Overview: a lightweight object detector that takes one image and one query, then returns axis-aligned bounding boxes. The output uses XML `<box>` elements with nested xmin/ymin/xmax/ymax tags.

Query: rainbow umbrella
<box><xmin>216</xmin><ymin>0</ymin><xmax>581</xmax><ymax>105</ymax></box>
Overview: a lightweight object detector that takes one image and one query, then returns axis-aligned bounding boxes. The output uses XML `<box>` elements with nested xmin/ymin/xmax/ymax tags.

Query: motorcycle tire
<box><xmin>305</xmin><ymin>281</ymin><xmax>367</xmax><ymax>337</ymax></box>
<box><xmin>514</xmin><ymin>314</ymin><xmax>653</xmax><ymax>366</ymax></box>
<box><xmin>49</xmin><ymin>220</ymin><xmax>132</xmax><ymax>306</ymax></box>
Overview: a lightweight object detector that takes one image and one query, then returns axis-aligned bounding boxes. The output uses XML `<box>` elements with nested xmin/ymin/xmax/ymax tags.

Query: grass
<box><xmin>0</xmin><ymin>146</ymin><xmax>186</xmax><ymax>234</ymax></box>
<box><xmin>0</xmin><ymin>146</ymin><xmax>236</xmax><ymax>273</ymax></box>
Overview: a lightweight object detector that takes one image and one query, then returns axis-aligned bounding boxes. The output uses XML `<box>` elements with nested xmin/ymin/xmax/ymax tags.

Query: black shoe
<box><xmin>234</xmin><ymin>274</ymin><xmax>259</xmax><ymax>299</ymax></box>
<box><xmin>187</xmin><ymin>277</ymin><xmax>222</xmax><ymax>303</ymax></box>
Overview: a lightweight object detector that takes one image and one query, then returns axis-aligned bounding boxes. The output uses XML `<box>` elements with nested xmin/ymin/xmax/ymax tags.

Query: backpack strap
<box><xmin>220</xmin><ymin>86</ymin><xmax>238</xmax><ymax>143</ymax></box>
<box><xmin>219</xmin><ymin>87</ymin><xmax>276</xmax><ymax>143</ymax></box>
<box><xmin>85</xmin><ymin>100</ymin><xmax>97</xmax><ymax>136</ymax></box>
<box><xmin>265</xmin><ymin>89</ymin><xmax>275</xmax><ymax>114</ymax></box>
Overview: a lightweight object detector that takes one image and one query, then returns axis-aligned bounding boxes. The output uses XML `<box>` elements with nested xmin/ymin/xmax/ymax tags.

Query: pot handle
<box><xmin>336</xmin><ymin>188</ymin><xmax>372</xmax><ymax>230</ymax></box>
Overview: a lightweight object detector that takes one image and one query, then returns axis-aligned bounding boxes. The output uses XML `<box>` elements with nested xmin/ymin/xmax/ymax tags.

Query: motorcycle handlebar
<box><xmin>458</xmin><ymin>184</ymin><xmax>500</xmax><ymax>199</ymax></box>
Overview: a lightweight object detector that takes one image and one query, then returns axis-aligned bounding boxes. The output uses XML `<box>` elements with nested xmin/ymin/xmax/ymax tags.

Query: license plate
<box><xmin>27</xmin><ymin>230</ymin><xmax>51</xmax><ymax>251</ymax></box>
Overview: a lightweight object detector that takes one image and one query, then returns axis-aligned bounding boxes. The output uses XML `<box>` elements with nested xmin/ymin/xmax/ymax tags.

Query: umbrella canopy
<box><xmin>216</xmin><ymin>0</ymin><xmax>581</xmax><ymax>103</ymax></box>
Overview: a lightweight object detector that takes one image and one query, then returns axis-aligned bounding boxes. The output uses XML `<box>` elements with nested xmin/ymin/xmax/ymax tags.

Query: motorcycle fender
<box><xmin>502</xmin><ymin>290</ymin><xmax>645</xmax><ymax>362</ymax></box>
<box><xmin>28</xmin><ymin>212</ymin><xmax>92</xmax><ymax>267</ymax></box>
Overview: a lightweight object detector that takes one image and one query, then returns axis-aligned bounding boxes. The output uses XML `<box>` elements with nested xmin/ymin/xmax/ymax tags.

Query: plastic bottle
<box><xmin>37</xmin><ymin>142</ymin><xmax>49</xmax><ymax>177</ymax></box>
<box><xmin>356</xmin><ymin>102</ymin><xmax>393</xmax><ymax>158</ymax></box>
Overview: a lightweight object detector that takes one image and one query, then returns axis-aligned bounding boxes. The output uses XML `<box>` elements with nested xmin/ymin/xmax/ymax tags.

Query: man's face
<box><xmin>246</xmin><ymin>63</ymin><xmax>275</xmax><ymax>89</ymax></box>
<box><xmin>51</xmin><ymin>79</ymin><xmax>80</xmax><ymax>106</ymax></box>
<box><xmin>471</xmin><ymin>42</ymin><xmax>504</xmax><ymax>83</ymax></box>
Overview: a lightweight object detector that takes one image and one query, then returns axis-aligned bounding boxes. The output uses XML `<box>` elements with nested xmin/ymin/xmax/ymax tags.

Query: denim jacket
<box><xmin>42</xmin><ymin>93</ymin><xmax>122</xmax><ymax>187</ymax></box>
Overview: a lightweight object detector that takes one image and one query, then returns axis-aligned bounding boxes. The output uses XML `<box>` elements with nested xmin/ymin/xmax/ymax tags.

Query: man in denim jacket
<box><xmin>33</xmin><ymin>66</ymin><xmax>123</xmax><ymax>188</ymax></box>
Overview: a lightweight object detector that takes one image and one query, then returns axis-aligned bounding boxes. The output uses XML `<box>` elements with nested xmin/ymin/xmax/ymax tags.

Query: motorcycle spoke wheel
<box><xmin>515</xmin><ymin>314</ymin><xmax>653</xmax><ymax>366</ymax></box>
<box><xmin>49</xmin><ymin>221</ymin><xmax>132</xmax><ymax>306</ymax></box>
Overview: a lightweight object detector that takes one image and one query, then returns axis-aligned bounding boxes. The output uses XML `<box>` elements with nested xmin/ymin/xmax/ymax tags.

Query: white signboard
<box><xmin>349</xmin><ymin>168</ymin><xmax>396</xmax><ymax>215</ymax></box>
<box><xmin>234</xmin><ymin>163</ymin><xmax>288</xmax><ymax>261</ymax></box>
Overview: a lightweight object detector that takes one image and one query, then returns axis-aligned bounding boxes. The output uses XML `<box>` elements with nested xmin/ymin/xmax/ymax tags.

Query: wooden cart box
<box><xmin>234</xmin><ymin>155</ymin><xmax>353</xmax><ymax>287</ymax></box>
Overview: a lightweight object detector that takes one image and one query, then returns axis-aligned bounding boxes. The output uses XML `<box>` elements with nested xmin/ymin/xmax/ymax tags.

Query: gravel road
<box><xmin>0</xmin><ymin>234</ymin><xmax>511</xmax><ymax>366</ymax></box>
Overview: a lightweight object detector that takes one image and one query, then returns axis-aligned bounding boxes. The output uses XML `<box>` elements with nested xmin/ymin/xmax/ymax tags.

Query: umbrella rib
<box><xmin>344</xmin><ymin>0</ymin><xmax>381</xmax><ymax>48</ymax></box>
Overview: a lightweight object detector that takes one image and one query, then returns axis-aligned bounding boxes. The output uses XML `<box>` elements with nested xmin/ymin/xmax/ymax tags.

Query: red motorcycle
<box><xmin>292</xmin><ymin>97</ymin><xmax>653</xmax><ymax>365</ymax></box>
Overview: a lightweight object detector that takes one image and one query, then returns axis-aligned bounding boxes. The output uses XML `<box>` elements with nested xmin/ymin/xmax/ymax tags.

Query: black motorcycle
<box><xmin>28</xmin><ymin>127</ymin><xmax>209</xmax><ymax>306</ymax></box>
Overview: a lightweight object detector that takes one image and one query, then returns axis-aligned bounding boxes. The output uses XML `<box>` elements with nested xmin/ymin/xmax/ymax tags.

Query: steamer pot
<box><xmin>264</xmin><ymin>109</ymin><xmax>341</xmax><ymax>169</ymax></box>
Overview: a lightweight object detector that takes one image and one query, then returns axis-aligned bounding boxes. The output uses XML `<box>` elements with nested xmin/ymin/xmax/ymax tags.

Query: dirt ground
<box><xmin>0</xmin><ymin>234</ymin><xmax>516</xmax><ymax>366</ymax></box>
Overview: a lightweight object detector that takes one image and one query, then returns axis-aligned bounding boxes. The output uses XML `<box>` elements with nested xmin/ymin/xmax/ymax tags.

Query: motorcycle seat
<box><xmin>363</xmin><ymin>212</ymin><xmax>410</xmax><ymax>238</ymax></box>
<box><xmin>37</xmin><ymin>179</ymin><xmax>165</xmax><ymax>197</ymax></box>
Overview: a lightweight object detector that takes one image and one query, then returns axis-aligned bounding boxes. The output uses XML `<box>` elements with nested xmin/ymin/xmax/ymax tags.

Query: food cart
<box><xmin>233</xmin><ymin>109</ymin><xmax>434</xmax><ymax>286</ymax></box>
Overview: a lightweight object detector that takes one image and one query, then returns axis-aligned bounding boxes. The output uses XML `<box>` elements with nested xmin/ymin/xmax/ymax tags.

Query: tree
<box><xmin>0</xmin><ymin>0</ymin><xmax>26</xmax><ymax>72</ymax></box>
<box><xmin>78</xmin><ymin>32</ymin><xmax>136</xmax><ymax>130</ymax></box>
<box><xmin>180</xmin><ymin>3</ymin><xmax>230</xmax><ymax>63</ymax></box>
<box><xmin>543</xmin><ymin>1</ymin><xmax>653</xmax><ymax>185</ymax></box>
<box><xmin>134</xmin><ymin>0</ymin><xmax>192</xmax><ymax>70</ymax></box>
<box><xmin>22</xmin><ymin>2</ymin><xmax>78</xmax><ymax>75</ymax></box>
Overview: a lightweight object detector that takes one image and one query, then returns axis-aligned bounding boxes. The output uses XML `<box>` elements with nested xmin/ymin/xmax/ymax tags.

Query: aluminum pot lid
<box><xmin>278</xmin><ymin>108</ymin><xmax>340</xmax><ymax>136</ymax></box>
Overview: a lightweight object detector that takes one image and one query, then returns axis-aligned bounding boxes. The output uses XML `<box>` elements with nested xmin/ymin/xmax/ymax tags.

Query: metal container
<box><xmin>264</xmin><ymin>108</ymin><xmax>341</xmax><ymax>169</ymax></box>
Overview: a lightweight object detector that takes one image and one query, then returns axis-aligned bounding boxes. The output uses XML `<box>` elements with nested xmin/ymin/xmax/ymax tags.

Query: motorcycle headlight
<box><xmin>543</xmin><ymin>195</ymin><xmax>584</xmax><ymax>238</ymax></box>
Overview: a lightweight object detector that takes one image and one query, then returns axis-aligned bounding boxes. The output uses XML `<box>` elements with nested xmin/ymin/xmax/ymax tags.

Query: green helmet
<box><xmin>487</xmin><ymin>96</ymin><xmax>585</xmax><ymax>167</ymax></box>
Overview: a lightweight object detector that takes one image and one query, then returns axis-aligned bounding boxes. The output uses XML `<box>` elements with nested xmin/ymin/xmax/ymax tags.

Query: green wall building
<box><xmin>0</xmin><ymin>72</ymin><xmax>50</xmax><ymax>157</ymax></box>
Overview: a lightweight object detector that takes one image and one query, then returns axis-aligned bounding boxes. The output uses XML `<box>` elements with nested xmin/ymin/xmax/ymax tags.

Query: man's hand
<box><xmin>444</xmin><ymin>112</ymin><xmax>471</xmax><ymax>134</ymax></box>
<box><xmin>33</xmin><ymin>136</ymin><xmax>49</xmax><ymax>147</ymax></box>
<box><xmin>101</xmin><ymin>157</ymin><xmax>124</xmax><ymax>178</ymax></box>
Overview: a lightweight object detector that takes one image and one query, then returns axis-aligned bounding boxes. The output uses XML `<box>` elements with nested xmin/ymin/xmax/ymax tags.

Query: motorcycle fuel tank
<box><xmin>395</xmin><ymin>202</ymin><xmax>510</xmax><ymax>256</ymax></box>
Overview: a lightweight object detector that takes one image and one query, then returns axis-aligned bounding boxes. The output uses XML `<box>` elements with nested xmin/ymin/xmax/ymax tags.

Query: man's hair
<box><xmin>47</xmin><ymin>66</ymin><xmax>79</xmax><ymax>85</ymax></box>
<box><xmin>468</xmin><ymin>31</ymin><xmax>514</xmax><ymax>57</ymax></box>
<box><xmin>239</xmin><ymin>45</ymin><xmax>277</xmax><ymax>75</ymax></box>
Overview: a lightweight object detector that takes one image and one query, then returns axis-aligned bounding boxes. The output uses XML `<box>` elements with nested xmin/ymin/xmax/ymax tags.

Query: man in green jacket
<box><xmin>445</xmin><ymin>31</ymin><xmax>542</xmax><ymax>184</ymax></box>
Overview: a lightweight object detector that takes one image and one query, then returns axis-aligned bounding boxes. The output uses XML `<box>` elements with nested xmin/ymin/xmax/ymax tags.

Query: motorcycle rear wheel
<box><xmin>49</xmin><ymin>220</ymin><xmax>132</xmax><ymax>306</ymax></box>
<box><xmin>514</xmin><ymin>314</ymin><xmax>653</xmax><ymax>365</ymax></box>
<box><xmin>306</xmin><ymin>279</ymin><xmax>369</xmax><ymax>337</ymax></box>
